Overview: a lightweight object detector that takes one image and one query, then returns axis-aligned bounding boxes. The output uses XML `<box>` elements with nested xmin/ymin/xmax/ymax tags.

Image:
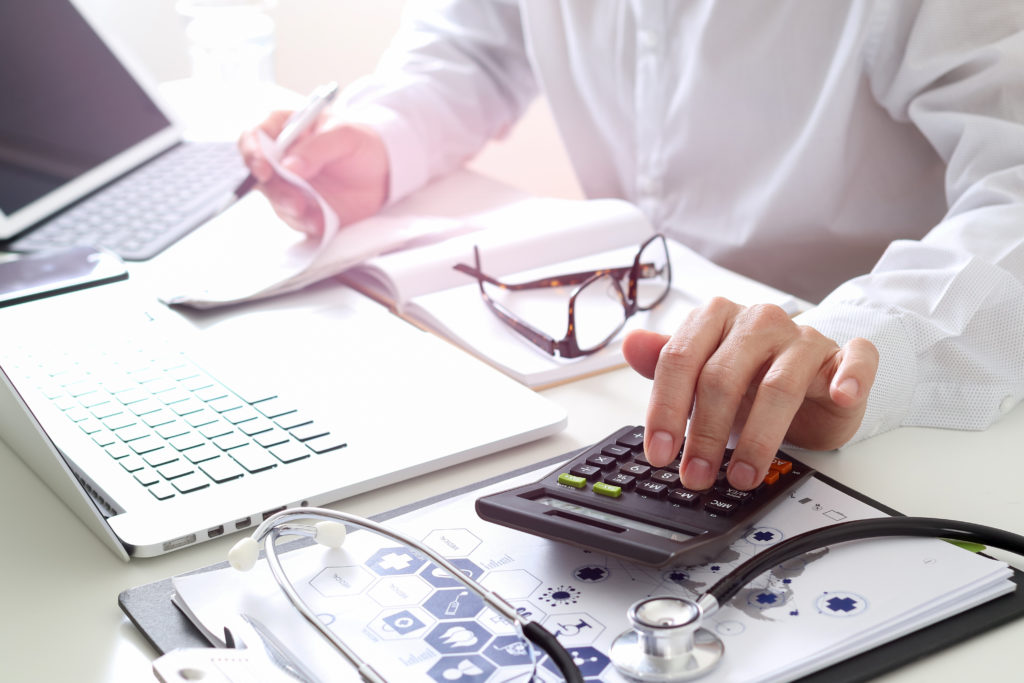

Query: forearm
<box><xmin>796</xmin><ymin>229</ymin><xmax>1024</xmax><ymax>443</ymax></box>
<box><xmin>338</xmin><ymin>0</ymin><xmax>538</xmax><ymax>202</ymax></box>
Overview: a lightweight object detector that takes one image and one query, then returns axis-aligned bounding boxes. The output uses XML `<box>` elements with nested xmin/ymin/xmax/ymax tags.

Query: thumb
<box><xmin>282</xmin><ymin>124</ymin><xmax>365</xmax><ymax>178</ymax></box>
<box><xmin>829</xmin><ymin>337</ymin><xmax>879</xmax><ymax>409</ymax></box>
<box><xmin>622</xmin><ymin>329</ymin><xmax>671</xmax><ymax>379</ymax></box>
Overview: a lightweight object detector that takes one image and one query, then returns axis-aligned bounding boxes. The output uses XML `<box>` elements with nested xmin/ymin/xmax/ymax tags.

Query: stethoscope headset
<box><xmin>231</xmin><ymin>507</ymin><xmax>1024</xmax><ymax>682</ymax></box>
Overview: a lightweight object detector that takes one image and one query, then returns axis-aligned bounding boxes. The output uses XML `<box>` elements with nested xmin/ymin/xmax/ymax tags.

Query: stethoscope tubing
<box><xmin>704</xmin><ymin>516</ymin><xmax>1024</xmax><ymax>608</ymax></box>
<box><xmin>247</xmin><ymin>507</ymin><xmax>584</xmax><ymax>683</ymax></box>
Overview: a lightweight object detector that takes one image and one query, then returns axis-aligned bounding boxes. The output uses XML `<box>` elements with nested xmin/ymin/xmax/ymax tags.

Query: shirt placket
<box><xmin>634</xmin><ymin>2</ymin><xmax>667</xmax><ymax>224</ymax></box>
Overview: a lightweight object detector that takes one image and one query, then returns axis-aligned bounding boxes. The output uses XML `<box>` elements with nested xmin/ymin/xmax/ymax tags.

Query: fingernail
<box><xmin>682</xmin><ymin>457</ymin><xmax>713</xmax><ymax>490</ymax></box>
<box><xmin>836</xmin><ymin>377</ymin><xmax>860</xmax><ymax>401</ymax></box>
<box><xmin>728</xmin><ymin>461</ymin><xmax>758</xmax><ymax>491</ymax></box>
<box><xmin>647</xmin><ymin>430</ymin><xmax>675</xmax><ymax>467</ymax></box>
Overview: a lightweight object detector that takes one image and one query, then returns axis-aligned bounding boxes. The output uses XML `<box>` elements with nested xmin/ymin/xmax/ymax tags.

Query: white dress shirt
<box><xmin>340</xmin><ymin>0</ymin><xmax>1024</xmax><ymax>444</ymax></box>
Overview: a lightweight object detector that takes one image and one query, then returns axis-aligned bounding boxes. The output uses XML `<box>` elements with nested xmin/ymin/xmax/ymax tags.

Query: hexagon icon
<box><xmin>479</xmin><ymin>569</ymin><xmax>541</xmax><ymax>600</ymax></box>
<box><xmin>422</xmin><ymin>528</ymin><xmax>481</xmax><ymax>557</ymax></box>
<box><xmin>475</xmin><ymin>598</ymin><xmax>549</xmax><ymax>637</ymax></box>
<box><xmin>541</xmin><ymin>645</ymin><xmax>611</xmax><ymax>679</ymax></box>
<box><xmin>367</xmin><ymin>574</ymin><xmax>432</xmax><ymax>607</ymax></box>
<box><xmin>425</xmin><ymin>620</ymin><xmax>494</xmax><ymax>656</ymax></box>
<box><xmin>509</xmin><ymin>599</ymin><xmax>547</xmax><ymax>623</ymax></box>
<box><xmin>310</xmin><ymin>565</ymin><xmax>374</xmax><ymax>598</ymax></box>
<box><xmin>482</xmin><ymin>634</ymin><xmax>534</xmax><ymax>668</ymax></box>
<box><xmin>542</xmin><ymin>611</ymin><xmax>605</xmax><ymax>646</ymax></box>
<box><xmin>368</xmin><ymin>606</ymin><xmax>435</xmax><ymax>640</ymax></box>
<box><xmin>423</xmin><ymin>588</ymin><xmax>486</xmax><ymax>621</ymax></box>
<box><xmin>426</xmin><ymin>655</ymin><xmax>496</xmax><ymax>683</ymax></box>
<box><xmin>365</xmin><ymin>546</ymin><xmax>428</xmax><ymax>576</ymax></box>
<box><xmin>475</xmin><ymin>606</ymin><xmax>512</xmax><ymax>637</ymax></box>
<box><xmin>420</xmin><ymin>558</ymin><xmax>484</xmax><ymax>588</ymax></box>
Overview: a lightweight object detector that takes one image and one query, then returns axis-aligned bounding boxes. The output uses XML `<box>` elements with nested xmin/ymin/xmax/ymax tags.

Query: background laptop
<box><xmin>0</xmin><ymin>280</ymin><xmax>567</xmax><ymax>560</ymax></box>
<box><xmin>0</xmin><ymin>0</ymin><xmax>246</xmax><ymax>261</ymax></box>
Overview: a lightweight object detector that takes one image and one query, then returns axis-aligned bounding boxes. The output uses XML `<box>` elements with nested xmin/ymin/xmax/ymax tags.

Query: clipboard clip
<box><xmin>152</xmin><ymin>614</ymin><xmax>330</xmax><ymax>683</ymax></box>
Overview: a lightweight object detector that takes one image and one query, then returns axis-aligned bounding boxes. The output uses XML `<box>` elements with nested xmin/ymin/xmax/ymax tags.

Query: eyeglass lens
<box><xmin>635</xmin><ymin>235</ymin><xmax>671</xmax><ymax>309</ymax></box>
<box><xmin>575</xmin><ymin>237</ymin><xmax>672</xmax><ymax>352</ymax></box>
<box><xmin>476</xmin><ymin>235</ymin><xmax>671</xmax><ymax>357</ymax></box>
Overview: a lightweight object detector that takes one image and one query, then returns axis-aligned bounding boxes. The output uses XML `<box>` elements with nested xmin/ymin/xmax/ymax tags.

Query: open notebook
<box><xmin>160</xmin><ymin>171</ymin><xmax>806</xmax><ymax>388</ymax></box>
<box><xmin>0</xmin><ymin>279</ymin><xmax>565</xmax><ymax>559</ymax></box>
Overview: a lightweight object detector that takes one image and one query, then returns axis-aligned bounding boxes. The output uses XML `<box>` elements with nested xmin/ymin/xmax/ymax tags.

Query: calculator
<box><xmin>475</xmin><ymin>425</ymin><xmax>814</xmax><ymax>567</ymax></box>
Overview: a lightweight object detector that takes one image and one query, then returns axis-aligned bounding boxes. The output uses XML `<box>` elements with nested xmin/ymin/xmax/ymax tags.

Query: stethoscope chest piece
<box><xmin>610</xmin><ymin>596</ymin><xmax>724</xmax><ymax>682</ymax></box>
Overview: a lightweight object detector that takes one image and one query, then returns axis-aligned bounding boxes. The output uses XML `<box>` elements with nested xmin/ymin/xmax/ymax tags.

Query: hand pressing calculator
<box><xmin>476</xmin><ymin>425</ymin><xmax>814</xmax><ymax>567</ymax></box>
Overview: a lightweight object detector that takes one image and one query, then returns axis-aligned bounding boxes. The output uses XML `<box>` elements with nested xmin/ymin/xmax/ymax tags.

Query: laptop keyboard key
<box><xmin>143</xmin><ymin>450</ymin><xmax>179</xmax><ymax>468</ymax></box>
<box><xmin>148</xmin><ymin>482</ymin><xmax>176</xmax><ymax>500</ymax></box>
<box><xmin>305</xmin><ymin>434</ymin><xmax>347</xmax><ymax>454</ymax></box>
<box><xmin>253</xmin><ymin>397</ymin><xmax>296</xmax><ymax>419</ymax></box>
<box><xmin>229</xmin><ymin>444</ymin><xmax>277</xmax><ymax>473</ymax></box>
<box><xmin>158</xmin><ymin>460</ymin><xmax>195</xmax><ymax>480</ymax></box>
<box><xmin>253</xmin><ymin>428</ymin><xmax>290</xmax><ymax>448</ymax></box>
<box><xmin>269</xmin><ymin>441</ymin><xmax>311</xmax><ymax>463</ymax></box>
<box><xmin>172</xmin><ymin>472</ymin><xmax>211</xmax><ymax>494</ymax></box>
<box><xmin>213</xmin><ymin>432</ymin><xmax>248</xmax><ymax>451</ymax></box>
<box><xmin>199</xmin><ymin>456</ymin><xmax>245</xmax><ymax>483</ymax></box>
<box><xmin>289</xmin><ymin>423</ymin><xmax>328</xmax><ymax>442</ymax></box>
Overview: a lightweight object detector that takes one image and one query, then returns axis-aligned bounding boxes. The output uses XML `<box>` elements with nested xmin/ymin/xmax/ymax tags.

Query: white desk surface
<box><xmin>1</xmin><ymin>269</ymin><xmax>1022</xmax><ymax>681</ymax></box>
<box><xmin>3</xmin><ymin>84</ymin><xmax>1023</xmax><ymax>682</ymax></box>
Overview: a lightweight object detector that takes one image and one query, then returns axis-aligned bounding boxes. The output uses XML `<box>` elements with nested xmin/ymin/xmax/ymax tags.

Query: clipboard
<box><xmin>119</xmin><ymin>452</ymin><xmax>1024</xmax><ymax>682</ymax></box>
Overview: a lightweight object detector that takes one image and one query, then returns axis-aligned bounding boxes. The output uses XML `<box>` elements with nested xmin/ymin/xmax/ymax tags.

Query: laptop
<box><xmin>0</xmin><ymin>280</ymin><xmax>567</xmax><ymax>560</ymax></box>
<box><xmin>0</xmin><ymin>0</ymin><xmax>246</xmax><ymax>261</ymax></box>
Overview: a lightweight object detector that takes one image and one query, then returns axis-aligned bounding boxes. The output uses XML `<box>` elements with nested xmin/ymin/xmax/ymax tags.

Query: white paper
<box><xmin>160</xmin><ymin>137</ymin><xmax>477</xmax><ymax>309</ymax></box>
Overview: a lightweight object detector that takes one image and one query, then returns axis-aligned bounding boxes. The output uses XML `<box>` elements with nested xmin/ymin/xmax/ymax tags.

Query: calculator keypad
<box><xmin>559</xmin><ymin>427</ymin><xmax>796</xmax><ymax>520</ymax></box>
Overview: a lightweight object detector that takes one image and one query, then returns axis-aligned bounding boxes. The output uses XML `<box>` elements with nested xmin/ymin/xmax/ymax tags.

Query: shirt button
<box><xmin>999</xmin><ymin>395</ymin><xmax>1017</xmax><ymax>415</ymax></box>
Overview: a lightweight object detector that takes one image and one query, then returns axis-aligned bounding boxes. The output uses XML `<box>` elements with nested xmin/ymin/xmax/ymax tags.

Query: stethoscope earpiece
<box><xmin>610</xmin><ymin>596</ymin><xmax>723</xmax><ymax>682</ymax></box>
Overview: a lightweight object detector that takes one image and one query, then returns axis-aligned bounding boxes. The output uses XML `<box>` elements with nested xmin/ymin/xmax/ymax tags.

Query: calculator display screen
<box><xmin>536</xmin><ymin>496</ymin><xmax>698</xmax><ymax>543</ymax></box>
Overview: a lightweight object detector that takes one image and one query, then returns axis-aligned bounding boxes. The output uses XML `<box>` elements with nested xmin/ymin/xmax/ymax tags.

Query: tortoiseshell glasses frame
<box><xmin>453</xmin><ymin>233</ymin><xmax>672</xmax><ymax>359</ymax></box>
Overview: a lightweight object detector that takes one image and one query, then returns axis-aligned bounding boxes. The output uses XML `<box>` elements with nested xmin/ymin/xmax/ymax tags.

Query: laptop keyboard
<box><xmin>21</xmin><ymin>347</ymin><xmax>345</xmax><ymax>503</ymax></box>
<box><xmin>8</xmin><ymin>141</ymin><xmax>248</xmax><ymax>261</ymax></box>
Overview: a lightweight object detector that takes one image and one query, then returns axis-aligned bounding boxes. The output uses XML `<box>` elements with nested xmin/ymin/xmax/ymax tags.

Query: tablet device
<box><xmin>0</xmin><ymin>245</ymin><xmax>128</xmax><ymax>307</ymax></box>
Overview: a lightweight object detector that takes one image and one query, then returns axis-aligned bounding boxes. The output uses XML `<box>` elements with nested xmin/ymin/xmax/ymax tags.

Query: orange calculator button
<box><xmin>762</xmin><ymin>469</ymin><xmax>780</xmax><ymax>485</ymax></box>
<box><xmin>769</xmin><ymin>457</ymin><xmax>792</xmax><ymax>475</ymax></box>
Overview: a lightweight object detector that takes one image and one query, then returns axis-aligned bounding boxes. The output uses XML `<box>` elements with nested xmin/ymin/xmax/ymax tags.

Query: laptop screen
<box><xmin>0</xmin><ymin>0</ymin><xmax>180</xmax><ymax>240</ymax></box>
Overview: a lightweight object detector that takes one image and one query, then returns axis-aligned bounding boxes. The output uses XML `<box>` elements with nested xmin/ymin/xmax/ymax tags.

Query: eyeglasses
<box><xmin>453</xmin><ymin>233</ymin><xmax>672</xmax><ymax>359</ymax></box>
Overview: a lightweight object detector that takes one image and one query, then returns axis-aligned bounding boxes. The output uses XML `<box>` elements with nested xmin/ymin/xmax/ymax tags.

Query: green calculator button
<box><xmin>594</xmin><ymin>482</ymin><xmax>622</xmax><ymax>498</ymax></box>
<box><xmin>557</xmin><ymin>473</ymin><xmax>588</xmax><ymax>489</ymax></box>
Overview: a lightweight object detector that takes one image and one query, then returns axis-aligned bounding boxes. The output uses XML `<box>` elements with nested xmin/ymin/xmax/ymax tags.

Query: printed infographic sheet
<box><xmin>173</xmin><ymin>469</ymin><xmax>1012</xmax><ymax>682</ymax></box>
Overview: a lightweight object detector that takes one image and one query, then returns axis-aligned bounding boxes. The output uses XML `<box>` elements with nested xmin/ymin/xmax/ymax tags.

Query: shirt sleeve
<box><xmin>795</xmin><ymin>1</ymin><xmax>1024</xmax><ymax>443</ymax></box>
<box><xmin>337</xmin><ymin>0</ymin><xmax>538</xmax><ymax>203</ymax></box>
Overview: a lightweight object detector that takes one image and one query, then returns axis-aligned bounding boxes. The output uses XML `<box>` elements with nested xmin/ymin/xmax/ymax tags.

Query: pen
<box><xmin>232</xmin><ymin>81</ymin><xmax>340</xmax><ymax>200</ymax></box>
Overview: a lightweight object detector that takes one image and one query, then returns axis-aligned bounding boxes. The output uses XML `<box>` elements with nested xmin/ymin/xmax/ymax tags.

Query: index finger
<box><xmin>643</xmin><ymin>298</ymin><xmax>740</xmax><ymax>469</ymax></box>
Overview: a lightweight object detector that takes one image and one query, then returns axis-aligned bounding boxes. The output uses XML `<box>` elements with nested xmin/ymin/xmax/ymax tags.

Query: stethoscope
<box><xmin>231</xmin><ymin>508</ymin><xmax>1024</xmax><ymax>682</ymax></box>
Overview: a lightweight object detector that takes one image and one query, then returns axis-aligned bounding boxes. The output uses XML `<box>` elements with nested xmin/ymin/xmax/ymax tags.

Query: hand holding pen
<box><xmin>233</xmin><ymin>81</ymin><xmax>339</xmax><ymax>200</ymax></box>
<box><xmin>236</xmin><ymin>81</ymin><xmax>391</xmax><ymax>237</ymax></box>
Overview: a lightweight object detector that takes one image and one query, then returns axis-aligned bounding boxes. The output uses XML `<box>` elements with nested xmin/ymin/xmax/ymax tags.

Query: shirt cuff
<box><xmin>341</xmin><ymin>103</ymin><xmax>432</xmax><ymax>205</ymax></box>
<box><xmin>793</xmin><ymin>302</ymin><xmax>917</xmax><ymax>446</ymax></box>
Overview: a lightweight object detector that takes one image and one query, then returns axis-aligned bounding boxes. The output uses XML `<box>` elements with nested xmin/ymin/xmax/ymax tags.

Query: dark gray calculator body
<box><xmin>476</xmin><ymin>425</ymin><xmax>814</xmax><ymax>567</ymax></box>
